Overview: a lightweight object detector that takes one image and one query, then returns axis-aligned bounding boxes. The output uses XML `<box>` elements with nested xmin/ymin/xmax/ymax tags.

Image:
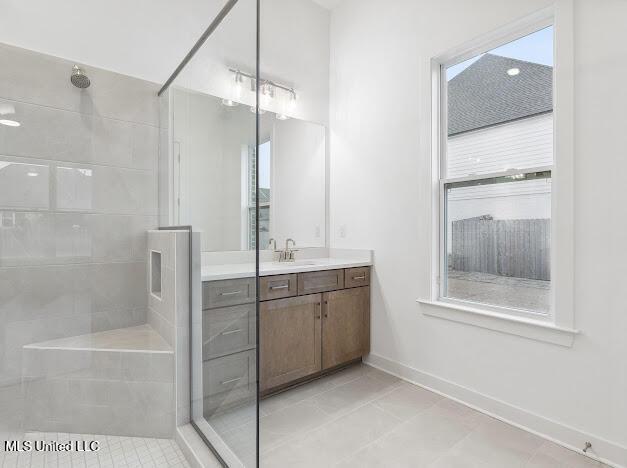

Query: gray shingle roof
<box><xmin>448</xmin><ymin>54</ymin><xmax>553</xmax><ymax>136</ymax></box>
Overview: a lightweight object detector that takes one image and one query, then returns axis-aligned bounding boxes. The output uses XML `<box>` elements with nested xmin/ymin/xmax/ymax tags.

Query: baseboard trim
<box><xmin>365</xmin><ymin>353</ymin><xmax>626</xmax><ymax>468</ymax></box>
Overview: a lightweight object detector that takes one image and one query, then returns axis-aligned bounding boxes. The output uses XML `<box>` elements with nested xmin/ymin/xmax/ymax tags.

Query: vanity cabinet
<box><xmin>202</xmin><ymin>267</ymin><xmax>371</xmax><ymax>399</ymax></box>
<box><xmin>259</xmin><ymin>267</ymin><xmax>371</xmax><ymax>394</ymax></box>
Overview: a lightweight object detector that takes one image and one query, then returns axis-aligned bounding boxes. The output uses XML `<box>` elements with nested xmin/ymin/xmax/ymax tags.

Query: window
<box><xmin>248</xmin><ymin>140</ymin><xmax>271</xmax><ymax>249</ymax></box>
<box><xmin>439</xmin><ymin>26</ymin><xmax>554</xmax><ymax>318</ymax></box>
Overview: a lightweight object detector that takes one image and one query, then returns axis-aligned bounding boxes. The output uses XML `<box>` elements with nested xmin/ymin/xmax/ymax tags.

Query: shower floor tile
<box><xmin>0</xmin><ymin>432</ymin><xmax>190</xmax><ymax>468</ymax></box>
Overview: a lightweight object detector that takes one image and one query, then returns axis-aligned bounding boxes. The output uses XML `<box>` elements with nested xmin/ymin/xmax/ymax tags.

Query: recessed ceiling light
<box><xmin>507</xmin><ymin>68</ymin><xmax>520</xmax><ymax>76</ymax></box>
<box><xmin>0</xmin><ymin>119</ymin><xmax>20</xmax><ymax>127</ymax></box>
<box><xmin>27</xmin><ymin>172</ymin><xmax>39</xmax><ymax>177</ymax></box>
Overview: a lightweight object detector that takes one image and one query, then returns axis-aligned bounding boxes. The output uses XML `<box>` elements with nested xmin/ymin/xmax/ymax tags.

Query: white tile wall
<box><xmin>146</xmin><ymin>230</ymin><xmax>199</xmax><ymax>427</ymax></box>
<box><xmin>22</xmin><ymin>341</ymin><xmax>175</xmax><ymax>438</ymax></box>
<box><xmin>0</xmin><ymin>42</ymin><xmax>160</xmax><ymax>436</ymax></box>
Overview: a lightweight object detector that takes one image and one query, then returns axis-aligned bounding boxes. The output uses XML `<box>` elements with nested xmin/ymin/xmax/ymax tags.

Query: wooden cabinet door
<box><xmin>260</xmin><ymin>294</ymin><xmax>322</xmax><ymax>391</ymax></box>
<box><xmin>322</xmin><ymin>287</ymin><xmax>370</xmax><ymax>370</ymax></box>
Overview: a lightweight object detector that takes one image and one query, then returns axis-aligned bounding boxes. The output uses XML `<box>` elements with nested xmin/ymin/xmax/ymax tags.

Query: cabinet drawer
<box><xmin>344</xmin><ymin>267</ymin><xmax>370</xmax><ymax>288</ymax></box>
<box><xmin>260</xmin><ymin>274</ymin><xmax>297</xmax><ymax>301</ymax></box>
<box><xmin>203</xmin><ymin>278</ymin><xmax>256</xmax><ymax>309</ymax></box>
<box><xmin>203</xmin><ymin>303</ymin><xmax>256</xmax><ymax>360</ymax></box>
<box><xmin>203</xmin><ymin>350</ymin><xmax>256</xmax><ymax>415</ymax></box>
<box><xmin>204</xmin><ymin>350</ymin><xmax>255</xmax><ymax>396</ymax></box>
<box><xmin>298</xmin><ymin>269</ymin><xmax>344</xmax><ymax>295</ymax></box>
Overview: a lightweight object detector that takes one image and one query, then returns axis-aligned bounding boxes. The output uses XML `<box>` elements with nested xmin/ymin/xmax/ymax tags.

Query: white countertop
<box><xmin>202</xmin><ymin>253</ymin><xmax>372</xmax><ymax>282</ymax></box>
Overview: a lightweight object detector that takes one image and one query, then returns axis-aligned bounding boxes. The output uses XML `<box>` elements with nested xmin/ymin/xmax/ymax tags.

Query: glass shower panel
<box><xmin>168</xmin><ymin>0</ymin><xmax>259</xmax><ymax>466</ymax></box>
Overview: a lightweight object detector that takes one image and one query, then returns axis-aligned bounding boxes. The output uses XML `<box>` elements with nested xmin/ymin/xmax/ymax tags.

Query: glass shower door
<box><xmin>165</xmin><ymin>0</ymin><xmax>260</xmax><ymax>465</ymax></box>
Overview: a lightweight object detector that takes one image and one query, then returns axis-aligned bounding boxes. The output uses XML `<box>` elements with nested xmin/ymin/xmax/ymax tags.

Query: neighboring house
<box><xmin>447</xmin><ymin>53</ymin><xmax>553</xmax><ymax>224</ymax></box>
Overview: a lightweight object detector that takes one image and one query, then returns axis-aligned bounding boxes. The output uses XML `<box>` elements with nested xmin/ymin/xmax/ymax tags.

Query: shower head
<box><xmin>71</xmin><ymin>65</ymin><xmax>90</xmax><ymax>89</ymax></box>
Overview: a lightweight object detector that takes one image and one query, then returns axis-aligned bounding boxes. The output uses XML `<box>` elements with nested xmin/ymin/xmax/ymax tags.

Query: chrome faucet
<box><xmin>268</xmin><ymin>238</ymin><xmax>276</xmax><ymax>251</ymax></box>
<box><xmin>278</xmin><ymin>238</ymin><xmax>298</xmax><ymax>262</ymax></box>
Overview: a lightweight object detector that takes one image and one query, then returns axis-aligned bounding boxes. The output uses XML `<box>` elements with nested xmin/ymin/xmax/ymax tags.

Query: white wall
<box><xmin>0</xmin><ymin>0</ymin><xmax>330</xmax><ymax>124</ymax></box>
<box><xmin>329</xmin><ymin>0</ymin><xmax>627</xmax><ymax>465</ymax></box>
<box><xmin>272</xmin><ymin>118</ymin><xmax>326</xmax><ymax>248</ymax></box>
<box><xmin>173</xmin><ymin>89</ymin><xmax>255</xmax><ymax>252</ymax></box>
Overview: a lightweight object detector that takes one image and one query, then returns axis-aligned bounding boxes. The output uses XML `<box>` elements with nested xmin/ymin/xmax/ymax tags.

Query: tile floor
<box><xmin>0</xmin><ymin>432</ymin><xmax>190</xmax><ymax>468</ymax></box>
<box><xmin>1</xmin><ymin>364</ymin><xmax>611</xmax><ymax>468</ymax></box>
<box><xmin>244</xmin><ymin>363</ymin><xmax>607</xmax><ymax>467</ymax></box>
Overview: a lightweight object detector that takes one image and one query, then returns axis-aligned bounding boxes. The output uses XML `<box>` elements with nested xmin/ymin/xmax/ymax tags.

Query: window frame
<box><xmin>422</xmin><ymin>2</ymin><xmax>577</xmax><ymax>346</ymax></box>
<box><xmin>247</xmin><ymin>139</ymin><xmax>272</xmax><ymax>250</ymax></box>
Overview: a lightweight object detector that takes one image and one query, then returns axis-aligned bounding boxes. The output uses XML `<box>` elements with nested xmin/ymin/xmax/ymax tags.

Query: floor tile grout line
<box><xmin>216</xmin><ymin>364</ymin><xmax>373</xmax><ymax>438</ymax></box>
<box><xmin>260</xmin><ymin>364</ymin><xmax>371</xmax><ymax>415</ymax></box>
<box><xmin>264</xmin><ymin>365</ymin><xmax>398</xmax><ymax>420</ymax></box>
<box><xmin>261</xmin><ymin>373</ymin><xmax>406</xmax><ymax>457</ymax></box>
<box><xmin>329</xmin><ymin>394</ymin><xmax>454</xmax><ymax>467</ymax></box>
<box><xmin>421</xmin><ymin>418</ymin><xmax>484</xmax><ymax>468</ymax></box>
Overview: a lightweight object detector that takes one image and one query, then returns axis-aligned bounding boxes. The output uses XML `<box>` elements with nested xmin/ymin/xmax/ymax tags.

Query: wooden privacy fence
<box><xmin>451</xmin><ymin>217</ymin><xmax>550</xmax><ymax>281</ymax></box>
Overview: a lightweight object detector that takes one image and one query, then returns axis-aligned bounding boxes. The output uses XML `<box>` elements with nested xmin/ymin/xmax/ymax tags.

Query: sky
<box><xmin>447</xmin><ymin>26</ymin><xmax>553</xmax><ymax>80</ymax></box>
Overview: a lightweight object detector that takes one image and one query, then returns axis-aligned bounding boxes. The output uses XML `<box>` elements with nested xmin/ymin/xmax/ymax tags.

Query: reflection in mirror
<box><xmin>172</xmin><ymin>89</ymin><xmax>325</xmax><ymax>252</ymax></box>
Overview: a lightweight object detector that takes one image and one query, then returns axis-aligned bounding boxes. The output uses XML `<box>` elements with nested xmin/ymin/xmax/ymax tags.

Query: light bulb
<box><xmin>507</xmin><ymin>68</ymin><xmax>520</xmax><ymax>76</ymax></box>
<box><xmin>233</xmin><ymin>71</ymin><xmax>243</xmax><ymax>97</ymax></box>
<box><xmin>288</xmin><ymin>90</ymin><xmax>297</xmax><ymax>110</ymax></box>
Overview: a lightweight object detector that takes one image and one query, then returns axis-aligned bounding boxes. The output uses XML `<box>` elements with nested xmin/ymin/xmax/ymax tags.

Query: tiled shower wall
<box><xmin>0</xmin><ymin>43</ymin><xmax>160</xmax><ymax>432</ymax></box>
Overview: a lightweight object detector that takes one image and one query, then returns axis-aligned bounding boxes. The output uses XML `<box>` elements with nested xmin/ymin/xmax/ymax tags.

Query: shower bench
<box><xmin>21</xmin><ymin>324</ymin><xmax>174</xmax><ymax>438</ymax></box>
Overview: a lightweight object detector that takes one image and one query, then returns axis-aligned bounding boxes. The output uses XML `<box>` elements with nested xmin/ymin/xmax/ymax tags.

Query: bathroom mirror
<box><xmin>172</xmin><ymin>88</ymin><xmax>326</xmax><ymax>252</ymax></box>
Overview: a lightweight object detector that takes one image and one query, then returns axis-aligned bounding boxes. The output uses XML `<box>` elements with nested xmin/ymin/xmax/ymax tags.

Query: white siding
<box><xmin>447</xmin><ymin>113</ymin><xmax>553</xmax><ymax>178</ymax></box>
<box><xmin>445</xmin><ymin>114</ymin><xmax>553</xmax><ymax>251</ymax></box>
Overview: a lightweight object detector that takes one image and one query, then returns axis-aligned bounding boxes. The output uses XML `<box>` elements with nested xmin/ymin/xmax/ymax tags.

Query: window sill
<box><xmin>417</xmin><ymin>299</ymin><xmax>579</xmax><ymax>347</ymax></box>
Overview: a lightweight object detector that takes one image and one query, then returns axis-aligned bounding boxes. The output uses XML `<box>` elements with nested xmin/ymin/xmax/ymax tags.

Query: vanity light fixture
<box><xmin>0</xmin><ymin>119</ymin><xmax>20</xmax><ymax>127</ymax></box>
<box><xmin>229</xmin><ymin>68</ymin><xmax>297</xmax><ymax>113</ymax></box>
<box><xmin>507</xmin><ymin>67</ymin><xmax>520</xmax><ymax>76</ymax></box>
